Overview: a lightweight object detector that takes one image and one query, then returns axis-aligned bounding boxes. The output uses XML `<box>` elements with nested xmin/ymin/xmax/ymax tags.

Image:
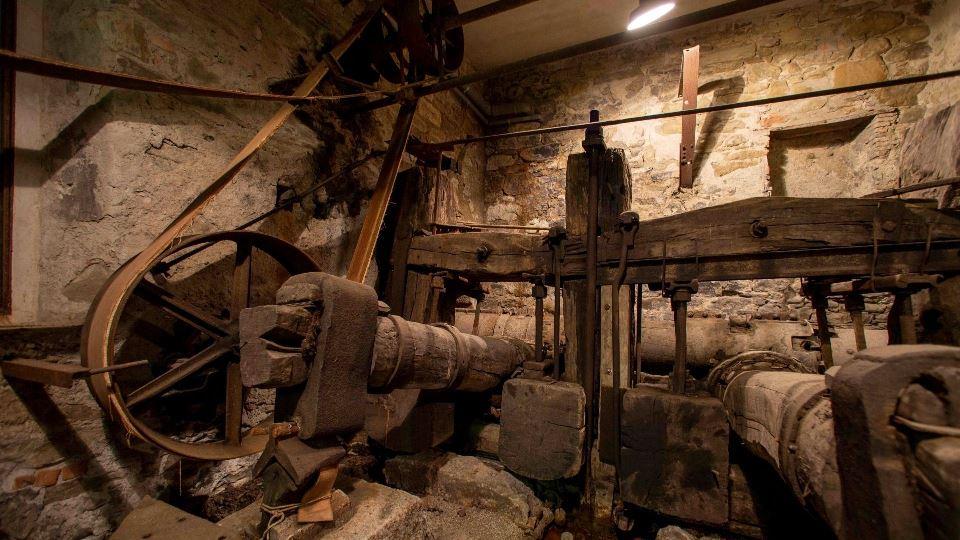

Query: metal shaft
<box><xmin>582</xmin><ymin>109</ymin><xmax>603</xmax><ymax>506</ymax></box>
<box><xmin>671</xmin><ymin>297</ymin><xmax>688</xmax><ymax>394</ymax></box>
<box><xmin>440</xmin><ymin>0</ymin><xmax>541</xmax><ymax>30</ymax></box>
<box><xmin>813</xmin><ymin>296</ymin><xmax>834</xmax><ymax>369</ymax></box>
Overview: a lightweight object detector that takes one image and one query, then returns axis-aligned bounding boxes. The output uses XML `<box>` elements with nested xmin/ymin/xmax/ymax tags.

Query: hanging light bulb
<box><xmin>627</xmin><ymin>0</ymin><xmax>676</xmax><ymax>30</ymax></box>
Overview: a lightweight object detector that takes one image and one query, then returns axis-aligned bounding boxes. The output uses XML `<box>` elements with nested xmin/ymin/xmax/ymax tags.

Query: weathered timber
<box><xmin>406</xmin><ymin>231</ymin><xmax>548</xmax><ymax>281</ymax></box>
<box><xmin>619</xmin><ymin>386</ymin><xmax>729</xmax><ymax>526</ymax></box>
<box><xmin>718</xmin><ymin>370</ymin><xmax>842</xmax><ymax>534</ymax></box>
<box><xmin>384</xmin><ymin>168</ymin><xmax>432</xmax><ymax>314</ymax></box>
<box><xmin>499</xmin><ymin>378</ymin><xmax>586</xmax><ymax>481</ymax></box>
<box><xmin>831</xmin><ymin>345</ymin><xmax>960</xmax><ymax>540</ymax></box>
<box><xmin>369</xmin><ymin>316</ymin><xmax>532</xmax><ymax>392</ymax></box>
<box><xmin>405</xmin><ymin>198</ymin><xmax>960</xmax><ymax>284</ymax></box>
<box><xmin>365</xmin><ymin>392</ymin><xmax>455</xmax><ymax>453</ymax></box>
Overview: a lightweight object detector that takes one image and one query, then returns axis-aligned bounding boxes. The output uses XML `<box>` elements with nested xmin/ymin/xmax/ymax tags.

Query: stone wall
<box><xmin>0</xmin><ymin>1</ymin><xmax>485</xmax><ymax>538</ymax></box>
<box><xmin>481</xmin><ymin>0</ymin><xmax>960</xmax><ymax>327</ymax></box>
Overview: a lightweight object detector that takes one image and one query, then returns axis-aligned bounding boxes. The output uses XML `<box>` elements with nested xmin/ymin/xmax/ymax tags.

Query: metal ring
<box><xmin>431</xmin><ymin>323</ymin><xmax>470</xmax><ymax>390</ymax></box>
<box><xmin>380</xmin><ymin>315</ymin><xmax>410</xmax><ymax>389</ymax></box>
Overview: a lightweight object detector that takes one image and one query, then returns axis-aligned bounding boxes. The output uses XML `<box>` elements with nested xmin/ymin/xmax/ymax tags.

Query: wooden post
<box><xmin>346</xmin><ymin>99</ymin><xmax>419</xmax><ymax>283</ymax></box>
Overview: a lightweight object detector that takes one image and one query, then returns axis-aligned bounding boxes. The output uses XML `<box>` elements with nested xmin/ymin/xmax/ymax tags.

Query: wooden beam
<box><xmin>405</xmin><ymin>198</ymin><xmax>960</xmax><ymax>284</ymax></box>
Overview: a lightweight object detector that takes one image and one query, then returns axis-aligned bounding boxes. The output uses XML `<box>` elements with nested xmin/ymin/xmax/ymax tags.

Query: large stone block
<box><xmin>365</xmin><ymin>390</ymin><xmax>454</xmax><ymax>453</ymax></box>
<box><xmin>620</xmin><ymin>386</ymin><xmax>729</xmax><ymax>526</ymax></box>
<box><xmin>499</xmin><ymin>378</ymin><xmax>585</xmax><ymax>481</ymax></box>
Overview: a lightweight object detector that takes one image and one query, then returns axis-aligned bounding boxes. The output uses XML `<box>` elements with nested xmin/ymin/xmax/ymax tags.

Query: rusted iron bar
<box><xmin>0</xmin><ymin>49</ymin><xmax>392</xmax><ymax>102</ymax></box>
<box><xmin>678</xmin><ymin>45</ymin><xmax>699</xmax><ymax>189</ymax></box>
<box><xmin>357</xmin><ymin>0</ymin><xmax>787</xmax><ymax>113</ymax></box>
<box><xmin>346</xmin><ymin>99</ymin><xmax>419</xmax><ymax>283</ymax></box>
<box><xmin>440</xmin><ymin>0</ymin><xmax>541</xmax><ymax>30</ymax></box>
<box><xmin>582</xmin><ymin>109</ymin><xmax>604</xmax><ymax>506</ymax></box>
<box><xmin>0</xmin><ymin>0</ymin><xmax>13</xmax><ymax>316</ymax></box>
<box><xmin>863</xmin><ymin>176</ymin><xmax>960</xmax><ymax>198</ymax></box>
<box><xmin>427</xmin><ymin>69</ymin><xmax>960</xmax><ymax>148</ymax></box>
<box><xmin>1</xmin><ymin>358</ymin><xmax>149</xmax><ymax>387</ymax></box>
<box><xmin>666</xmin><ymin>281</ymin><xmax>697</xmax><ymax>393</ymax></box>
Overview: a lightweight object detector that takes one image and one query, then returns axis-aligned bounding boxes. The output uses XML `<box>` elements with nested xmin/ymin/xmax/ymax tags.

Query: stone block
<box><xmin>239</xmin><ymin>304</ymin><xmax>311</xmax><ymax>345</ymax></box>
<box><xmin>435</xmin><ymin>455</ymin><xmax>550</xmax><ymax>533</ymax></box>
<box><xmin>383</xmin><ymin>450</ymin><xmax>451</xmax><ymax>495</ymax></box>
<box><xmin>499</xmin><ymin>378</ymin><xmax>585</xmax><ymax>481</ymax></box>
<box><xmin>239</xmin><ymin>338</ymin><xmax>308</xmax><ymax>388</ymax></box>
<box><xmin>366</xmin><ymin>390</ymin><xmax>454</xmax><ymax>453</ymax></box>
<box><xmin>620</xmin><ymin>386</ymin><xmax>729</xmax><ymax>526</ymax></box>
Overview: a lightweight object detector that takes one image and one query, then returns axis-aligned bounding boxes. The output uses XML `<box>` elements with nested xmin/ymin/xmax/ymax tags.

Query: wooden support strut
<box><xmin>346</xmin><ymin>99</ymin><xmax>419</xmax><ymax>283</ymax></box>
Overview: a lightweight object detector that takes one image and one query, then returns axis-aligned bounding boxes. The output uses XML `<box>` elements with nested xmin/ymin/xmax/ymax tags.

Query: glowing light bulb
<box><xmin>627</xmin><ymin>1</ymin><xmax>676</xmax><ymax>30</ymax></box>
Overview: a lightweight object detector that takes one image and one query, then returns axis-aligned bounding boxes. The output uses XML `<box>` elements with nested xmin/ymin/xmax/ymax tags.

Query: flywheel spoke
<box><xmin>224</xmin><ymin>361</ymin><xmax>243</xmax><ymax>446</ymax></box>
<box><xmin>135</xmin><ymin>280</ymin><xmax>230</xmax><ymax>338</ymax></box>
<box><xmin>126</xmin><ymin>340</ymin><xmax>234</xmax><ymax>407</ymax></box>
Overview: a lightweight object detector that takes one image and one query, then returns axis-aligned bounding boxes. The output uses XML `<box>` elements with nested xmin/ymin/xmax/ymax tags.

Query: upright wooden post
<box><xmin>346</xmin><ymin>99</ymin><xmax>419</xmax><ymax>283</ymax></box>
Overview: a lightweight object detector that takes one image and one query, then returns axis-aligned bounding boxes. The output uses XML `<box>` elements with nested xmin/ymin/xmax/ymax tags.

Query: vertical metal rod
<box><xmin>0</xmin><ymin>0</ymin><xmax>15</xmax><ymax>316</ymax></box>
<box><xmin>671</xmin><ymin>298</ymin><xmax>688</xmax><ymax>393</ymax></box>
<box><xmin>553</xmin><ymin>253</ymin><xmax>563</xmax><ymax>376</ymax></box>
<box><xmin>534</xmin><ymin>284</ymin><xmax>544</xmax><ymax>365</ymax></box>
<box><xmin>897</xmin><ymin>292</ymin><xmax>918</xmax><ymax>344</ymax></box>
<box><xmin>813</xmin><ymin>296</ymin><xmax>834</xmax><ymax>369</ymax></box>
<box><xmin>633</xmin><ymin>284</ymin><xmax>642</xmax><ymax>387</ymax></box>
<box><xmin>582</xmin><ymin>109</ymin><xmax>603</xmax><ymax>506</ymax></box>
<box><xmin>346</xmin><ymin>99</ymin><xmax>419</xmax><ymax>283</ymax></box>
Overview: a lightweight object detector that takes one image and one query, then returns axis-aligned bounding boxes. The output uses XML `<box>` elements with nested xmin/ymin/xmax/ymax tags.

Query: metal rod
<box><xmin>431</xmin><ymin>221</ymin><xmax>550</xmax><ymax>231</ymax></box>
<box><xmin>633</xmin><ymin>283</ymin><xmax>642</xmax><ymax>387</ymax></box>
<box><xmin>553</xmin><ymin>253</ymin><xmax>563</xmax><ymax>376</ymax></box>
<box><xmin>427</xmin><ymin>69</ymin><xmax>960</xmax><ymax>148</ymax></box>
<box><xmin>534</xmin><ymin>282</ymin><xmax>544</xmax><ymax>365</ymax></box>
<box><xmin>441</xmin><ymin>0</ymin><xmax>541</xmax><ymax>30</ymax></box>
<box><xmin>86</xmin><ymin>359</ymin><xmax>150</xmax><ymax>376</ymax></box>
<box><xmin>582</xmin><ymin>109</ymin><xmax>603</xmax><ymax>507</ymax></box>
<box><xmin>670</xmin><ymin>293</ymin><xmax>688</xmax><ymax>394</ymax></box>
<box><xmin>346</xmin><ymin>99</ymin><xmax>419</xmax><ymax>283</ymax></box>
<box><xmin>863</xmin><ymin>176</ymin><xmax>960</xmax><ymax>198</ymax></box>
<box><xmin>813</xmin><ymin>295</ymin><xmax>834</xmax><ymax>369</ymax></box>
<box><xmin>357</xmin><ymin>0</ymin><xmax>787</xmax><ymax>112</ymax></box>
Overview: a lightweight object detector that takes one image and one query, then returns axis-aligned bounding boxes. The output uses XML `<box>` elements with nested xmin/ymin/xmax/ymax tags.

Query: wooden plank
<box><xmin>1</xmin><ymin>358</ymin><xmax>87</xmax><ymax>387</ymax></box>
<box><xmin>403</xmin><ymin>198</ymin><xmax>960</xmax><ymax>284</ymax></box>
<box><xmin>407</xmin><ymin>231</ymin><xmax>548</xmax><ymax>281</ymax></box>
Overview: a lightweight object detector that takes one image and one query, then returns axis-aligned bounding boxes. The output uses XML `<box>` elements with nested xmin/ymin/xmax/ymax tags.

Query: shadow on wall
<box><xmin>692</xmin><ymin>76</ymin><xmax>745</xmax><ymax>183</ymax></box>
<box><xmin>5</xmin><ymin>379</ymin><xmax>141</xmax><ymax>528</ymax></box>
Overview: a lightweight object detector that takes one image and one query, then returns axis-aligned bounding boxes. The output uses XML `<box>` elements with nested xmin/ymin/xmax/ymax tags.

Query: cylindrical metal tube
<box><xmin>369</xmin><ymin>315</ymin><xmax>532</xmax><ymax>392</ymax></box>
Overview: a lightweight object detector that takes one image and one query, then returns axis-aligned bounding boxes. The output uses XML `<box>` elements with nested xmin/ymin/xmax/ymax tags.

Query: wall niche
<box><xmin>767</xmin><ymin>111</ymin><xmax>899</xmax><ymax>198</ymax></box>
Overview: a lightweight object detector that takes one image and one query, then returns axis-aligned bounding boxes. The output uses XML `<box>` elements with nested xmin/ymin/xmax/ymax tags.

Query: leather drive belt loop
<box><xmin>432</xmin><ymin>323</ymin><xmax>470</xmax><ymax>390</ymax></box>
